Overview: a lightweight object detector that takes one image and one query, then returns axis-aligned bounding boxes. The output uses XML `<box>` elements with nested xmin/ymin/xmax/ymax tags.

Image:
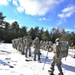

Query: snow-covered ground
<box><xmin>0</xmin><ymin>43</ymin><xmax>75</xmax><ymax>75</ymax></box>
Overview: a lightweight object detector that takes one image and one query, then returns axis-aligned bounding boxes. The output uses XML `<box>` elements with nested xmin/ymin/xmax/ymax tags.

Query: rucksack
<box><xmin>25</xmin><ymin>36</ymin><xmax>32</xmax><ymax>46</ymax></box>
<box><xmin>59</xmin><ymin>41</ymin><xmax>69</xmax><ymax>58</ymax></box>
<box><xmin>33</xmin><ymin>38</ymin><xmax>40</xmax><ymax>48</ymax></box>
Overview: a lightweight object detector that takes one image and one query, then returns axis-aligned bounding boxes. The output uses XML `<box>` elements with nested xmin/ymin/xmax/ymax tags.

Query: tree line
<box><xmin>0</xmin><ymin>12</ymin><xmax>75</xmax><ymax>46</ymax></box>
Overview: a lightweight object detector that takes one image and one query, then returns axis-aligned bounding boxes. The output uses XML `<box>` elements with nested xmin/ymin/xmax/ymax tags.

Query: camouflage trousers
<box><xmin>50</xmin><ymin>56</ymin><xmax>62</xmax><ymax>73</ymax></box>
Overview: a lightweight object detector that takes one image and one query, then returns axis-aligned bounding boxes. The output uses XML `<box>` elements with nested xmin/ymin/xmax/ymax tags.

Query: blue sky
<box><xmin>0</xmin><ymin>0</ymin><xmax>75</xmax><ymax>32</ymax></box>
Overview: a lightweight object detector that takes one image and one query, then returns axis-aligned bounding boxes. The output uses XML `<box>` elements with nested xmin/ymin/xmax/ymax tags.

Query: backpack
<box><xmin>25</xmin><ymin>36</ymin><xmax>32</xmax><ymax>46</ymax></box>
<box><xmin>59</xmin><ymin>41</ymin><xmax>69</xmax><ymax>58</ymax></box>
<box><xmin>33</xmin><ymin>38</ymin><xmax>40</xmax><ymax>48</ymax></box>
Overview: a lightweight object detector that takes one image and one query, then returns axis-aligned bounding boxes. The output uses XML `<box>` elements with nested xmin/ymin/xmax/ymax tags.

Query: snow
<box><xmin>0</xmin><ymin>43</ymin><xmax>75</xmax><ymax>75</ymax></box>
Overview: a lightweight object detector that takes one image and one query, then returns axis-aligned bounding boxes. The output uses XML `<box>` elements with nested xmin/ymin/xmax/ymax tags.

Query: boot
<box><xmin>29</xmin><ymin>54</ymin><xmax>31</xmax><ymax>57</ymax></box>
<box><xmin>48</xmin><ymin>70</ymin><xmax>54</xmax><ymax>75</ymax></box>
<box><xmin>58</xmin><ymin>72</ymin><xmax>63</xmax><ymax>75</ymax></box>
<box><xmin>34</xmin><ymin>58</ymin><xmax>36</xmax><ymax>61</ymax></box>
<box><xmin>49</xmin><ymin>72</ymin><xmax>54</xmax><ymax>75</ymax></box>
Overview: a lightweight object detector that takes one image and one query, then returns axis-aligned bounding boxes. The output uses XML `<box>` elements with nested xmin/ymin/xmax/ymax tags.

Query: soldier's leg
<box><xmin>20</xmin><ymin>45</ymin><xmax>23</xmax><ymax>54</ymax></box>
<box><xmin>34</xmin><ymin>53</ymin><xmax>36</xmax><ymax>61</ymax></box>
<box><xmin>24</xmin><ymin>47</ymin><xmax>26</xmax><ymax>55</ymax></box>
<box><xmin>25</xmin><ymin>47</ymin><xmax>28</xmax><ymax>57</ymax></box>
<box><xmin>29</xmin><ymin>47</ymin><xmax>31</xmax><ymax>57</ymax></box>
<box><xmin>22</xmin><ymin>46</ymin><xmax>25</xmax><ymax>55</ymax></box>
<box><xmin>48</xmin><ymin>57</ymin><xmax>55</xmax><ymax>75</ymax></box>
<box><xmin>50</xmin><ymin>57</ymin><xmax>55</xmax><ymax>71</ymax></box>
<box><xmin>19</xmin><ymin>45</ymin><xmax>21</xmax><ymax>51</ymax></box>
<box><xmin>56</xmin><ymin>60</ymin><xmax>63</xmax><ymax>75</ymax></box>
<box><xmin>23</xmin><ymin>46</ymin><xmax>25</xmax><ymax>55</ymax></box>
<box><xmin>38</xmin><ymin>52</ymin><xmax>40</xmax><ymax>61</ymax></box>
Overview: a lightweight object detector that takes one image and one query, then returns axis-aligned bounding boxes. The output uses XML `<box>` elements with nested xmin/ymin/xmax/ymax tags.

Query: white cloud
<box><xmin>0</xmin><ymin>0</ymin><xmax>9</xmax><ymax>5</ymax></box>
<box><xmin>57</xmin><ymin>19</ymin><xmax>67</xmax><ymax>25</ymax></box>
<box><xmin>14</xmin><ymin>0</ymin><xmax>64</xmax><ymax>16</ymax></box>
<box><xmin>5</xmin><ymin>19</ymin><xmax>22</xmax><ymax>27</ymax></box>
<box><xmin>58</xmin><ymin>5</ymin><xmax>75</xmax><ymax>18</ymax></box>
<box><xmin>39</xmin><ymin>17</ymin><xmax>51</xmax><ymax>21</ymax></box>
<box><xmin>0</xmin><ymin>0</ymin><xmax>64</xmax><ymax>16</ymax></box>
<box><xmin>17</xmin><ymin>6</ymin><xmax>24</xmax><ymax>13</ymax></box>
<box><xmin>65</xmin><ymin>28</ymin><xmax>75</xmax><ymax>32</ymax></box>
<box><xmin>6</xmin><ymin>19</ymin><xmax>17</xmax><ymax>24</ymax></box>
<box><xmin>12</xmin><ymin>0</ymin><xmax>18</xmax><ymax>6</ymax></box>
<box><xmin>39</xmin><ymin>17</ymin><xmax>46</xmax><ymax>21</ymax></box>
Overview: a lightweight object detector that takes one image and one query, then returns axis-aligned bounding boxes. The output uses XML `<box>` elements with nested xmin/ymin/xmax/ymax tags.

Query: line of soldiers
<box><xmin>12</xmin><ymin>36</ymin><xmax>67</xmax><ymax>75</ymax></box>
<box><xmin>12</xmin><ymin>36</ymin><xmax>52</xmax><ymax>61</ymax></box>
<box><xmin>0</xmin><ymin>36</ymin><xmax>73</xmax><ymax>75</ymax></box>
<box><xmin>12</xmin><ymin>36</ymin><xmax>32</xmax><ymax>57</ymax></box>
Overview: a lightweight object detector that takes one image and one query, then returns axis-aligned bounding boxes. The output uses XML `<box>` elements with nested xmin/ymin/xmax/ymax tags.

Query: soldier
<box><xmin>48</xmin><ymin>38</ymin><xmax>63</xmax><ymax>75</ymax></box>
<box><xmin>33</xmin><ymin>37</ymin><xmax>40</xmax><ymax>61</ymax></box>
<box><xmin>25</xmin><ymin>36</ymin><xmax>32</xmax><ymax>57</ymax></box>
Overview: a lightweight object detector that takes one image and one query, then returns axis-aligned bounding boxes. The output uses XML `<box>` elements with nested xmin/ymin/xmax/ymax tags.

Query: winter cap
<box><xmin>55</xmin><ymin>38</ymin><xmax>60</xmax><ymax>42</ymax></box>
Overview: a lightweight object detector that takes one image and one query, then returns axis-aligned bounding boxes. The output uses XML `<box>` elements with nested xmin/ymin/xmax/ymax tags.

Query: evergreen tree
<box><xmin>0</xmin><ymin>12</ymin><xmax>6</xmax><ymax>28</ymax></box>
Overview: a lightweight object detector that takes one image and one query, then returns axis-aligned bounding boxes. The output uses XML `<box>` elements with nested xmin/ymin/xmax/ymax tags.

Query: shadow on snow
<box><xmin>0</xmin><ymin>60</ymin><xmax>14</xmax><ymax>68</ymax></box>
<box><xmin>62</xmin><ymin>63</ymin><xmax>75</xmax><ymax>72</ymax></box>
<box><xmin>40</xmin><ymin>53</ymin><xmax>52</xmax><ymax>64</ymax></box>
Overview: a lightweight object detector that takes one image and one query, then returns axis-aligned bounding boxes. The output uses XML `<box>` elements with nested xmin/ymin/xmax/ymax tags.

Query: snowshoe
<box><xmin>49</xmin><ymin>72</ymin><xmax>54</xmax><ymax>75</ymax></box>
<box><xmin>25</xmin><ymin>58</ymin><xmax>33</xmax><ymax>62</ymax></box>
<box><xmin>10</xmin><ymin>66</ymin><xmax>14</xmax><ymax>68</ymax></box>
<box><xmin>48</xmin><ymin>70</ymin><xmax>54</xmax><ymax>75</ymax></box>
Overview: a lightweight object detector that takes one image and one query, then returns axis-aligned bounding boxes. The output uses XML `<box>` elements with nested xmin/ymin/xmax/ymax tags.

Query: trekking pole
<box><xmin>42</xmin><ymin>48</ymin><xmax>49</xmax><ymax>70</ymax></box>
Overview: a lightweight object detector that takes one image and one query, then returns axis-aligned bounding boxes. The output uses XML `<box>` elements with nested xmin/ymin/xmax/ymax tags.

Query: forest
<box><xmin>0</xmin><ymin>12</ymin><xmax>75</xmax><ymax>46</ymax></box>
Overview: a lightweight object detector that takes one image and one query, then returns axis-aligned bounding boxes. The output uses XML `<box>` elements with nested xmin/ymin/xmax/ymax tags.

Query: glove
<box><xmin>46</xmin><ymin>56</ymin><xmax>48</xmax><ymax>58</ymax></box>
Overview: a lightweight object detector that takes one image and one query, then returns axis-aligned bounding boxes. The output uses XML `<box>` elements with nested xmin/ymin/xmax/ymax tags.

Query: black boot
<box><xmin>34</xmin><ymin>58</ymin><xmax>36</xmax><ymax>61</ymax></box>
<box><xmin>48</xmin><ymin>70</ymin><xmax>54</xmax><ymax>75</ymax></box>
<box><xmin>25</xmin><ymin>54</ymin><xmax>27</xmax><ymax>58</ymax></box>
<box><xmin>58</xmin><ymin>72</ymin><xmax>63</xmax><ymax>75</ymax></box>
<box><xmin>29</xmin><ymin>54</ymin><xmax>31</xmax><ymax>57</ymax></box>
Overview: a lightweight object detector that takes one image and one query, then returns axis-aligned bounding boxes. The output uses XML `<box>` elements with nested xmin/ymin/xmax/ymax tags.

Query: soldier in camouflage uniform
<box><xmin>33</xmin><ymin>37</ymin><xmax>40</xmax><ymax>61</ymax></box>
<box><xmin>48</xmin><ymin>38</ymin><xmax>63</xmax><ymax>75</ymax></box>
<box><xmin>25</xmin><ymin>36</ymin><xmax>32</xmax><ymax>57</ymax></box>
